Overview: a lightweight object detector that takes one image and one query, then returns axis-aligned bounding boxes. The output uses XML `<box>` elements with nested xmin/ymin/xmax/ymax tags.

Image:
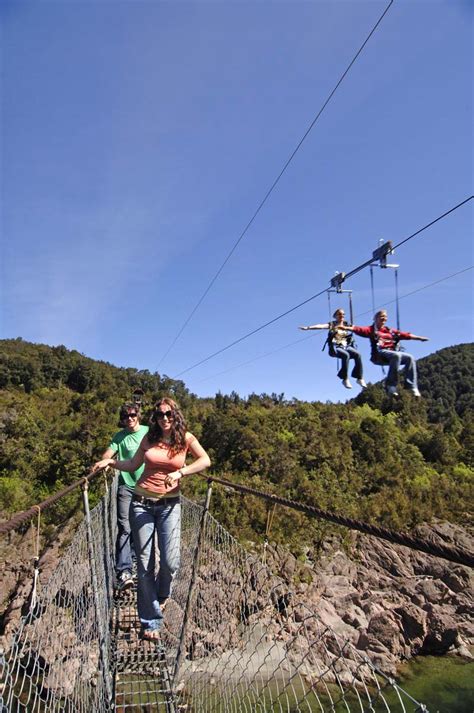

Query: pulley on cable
<box><xmin>369</xmin><ymin>240</ymin><xmax>401</xmax><ymax>330</ymax></box>
<box><xmin>344</xmin><ymin>240</ymin><xmax>429</xmax><ymax>397</ymax></box>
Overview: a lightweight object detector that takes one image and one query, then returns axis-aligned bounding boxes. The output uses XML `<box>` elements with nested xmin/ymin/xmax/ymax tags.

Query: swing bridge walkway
<box><xmin>0</xmin><ymin>469</ymin><xmax>472</xmax><ymax>713</ymax></box>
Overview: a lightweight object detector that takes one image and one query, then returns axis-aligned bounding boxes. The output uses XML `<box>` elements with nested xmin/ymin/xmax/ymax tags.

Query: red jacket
<box><xmin>352</xmin><ymin>324</ymin><xmax>414</xmax><ymax>351</ymax></box>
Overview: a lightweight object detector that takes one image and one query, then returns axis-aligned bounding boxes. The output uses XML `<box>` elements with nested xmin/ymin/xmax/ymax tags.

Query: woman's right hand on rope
<box><xmin>92</xmin><ymin>458</ymin><xmax>116</xmax><ymax>473</ymax></box>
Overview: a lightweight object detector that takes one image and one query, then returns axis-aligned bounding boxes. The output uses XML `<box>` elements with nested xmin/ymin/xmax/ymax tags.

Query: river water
<box><xmin>187</xmin><ymin>655</ymin><xmax>473</xmax><ymax>711</ymax></box>
<box><xmin>392</xmin><ymin>655</ymin><xmax>474</xmax><ymax>713</ymax></box>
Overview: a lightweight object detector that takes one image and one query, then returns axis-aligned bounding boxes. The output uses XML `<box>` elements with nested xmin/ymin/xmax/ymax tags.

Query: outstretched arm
<box><xmin>396</xmin><ymin>329</ymin><xmax>429</xmax><ymax>342</ymax></box>
<box><xmin>346</xmin><ymin>325</ymin><xmax>371</xmax><ymax>337</ymax></box>
<box><xmin>299</xmin><ymin>323</ymin><xmax>330</xmax><ymax>331</ymax></box>
<box><xmin>92</xmin><ymin>440</ymin><xmax>146</xmax><ymax>473</ymax></box>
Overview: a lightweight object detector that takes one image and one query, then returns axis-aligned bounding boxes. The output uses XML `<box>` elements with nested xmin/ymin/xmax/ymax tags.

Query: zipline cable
<box><xmin>193</xmin><ymin>264</ymin><xmax>473</xmax><ymax>385</ymax></box>
<box><xmin>194</xmin><ymin>334</ymin><xmax>314</xmax><ymax>384</ymax></box>
<box><xmin>195</xmin><ymin>265</ymin><xmax>474</xmax><ymax>384</ymax></box>
<box><xmin>342</xmin><ymin>196</ymin><xmax>473</xmax><ymax>283</ymax></box>
<box><xmin>158</xmin><ymin>1</ymin><xmax>394</xmax><ymax>368</ymax></box>
<box><xmin>175</xmin><ymin>285</ymin><xmax>328</xmax><ymax>377</ymax></box>
<box><xmin>193</xmin><ymin>264</ymin><xmax>472</xmax><ymax>385</ymax></box>
<box><xmin>174</xmin><ymin>197</ymin><xmax>472</xmax><ymax>378</ymax></box>
<box><xmin>354</xmin><ymin>264</ymin><xmax>474</xmax><ymax>319</ymax></box>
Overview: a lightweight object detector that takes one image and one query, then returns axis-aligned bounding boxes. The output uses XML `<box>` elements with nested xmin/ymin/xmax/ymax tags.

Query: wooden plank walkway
<box><xmin>112</xmin><ymin>585</ymin><xmax>179</xmax><ymax>712</ymax></box>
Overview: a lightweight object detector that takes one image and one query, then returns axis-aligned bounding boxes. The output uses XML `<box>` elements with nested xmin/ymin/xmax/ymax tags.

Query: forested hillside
<box><xmin>0</xmin><ymin>338</ymin><xmax>472</xmax><ymax>555</ymax></box>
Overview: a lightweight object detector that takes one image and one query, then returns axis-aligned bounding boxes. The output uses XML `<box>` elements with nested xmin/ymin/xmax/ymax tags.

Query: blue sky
<box><xmin>1</xmin><ymin>0</ymin><xmax>472</xmax><ymax>403</ymax></box>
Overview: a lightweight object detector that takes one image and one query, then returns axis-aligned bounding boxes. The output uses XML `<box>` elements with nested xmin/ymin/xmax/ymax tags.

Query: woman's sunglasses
<box><xmin>156</xmin><ymin>410</ymin><xmax>174</xmax><ymax>421</ymax></box>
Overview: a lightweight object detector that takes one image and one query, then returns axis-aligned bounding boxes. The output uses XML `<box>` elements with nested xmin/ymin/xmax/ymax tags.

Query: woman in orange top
<box><xmin>94</xmin><ymin>397</ymin><xmax>210</xmax><ymax>640</ymax></box>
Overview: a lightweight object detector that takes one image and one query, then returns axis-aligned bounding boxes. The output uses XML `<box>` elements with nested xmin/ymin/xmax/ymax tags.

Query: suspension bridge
<box><xmin>1</xmin><ymin>469</ymin><xmax>472</xmax><ymax>712</ymax></box>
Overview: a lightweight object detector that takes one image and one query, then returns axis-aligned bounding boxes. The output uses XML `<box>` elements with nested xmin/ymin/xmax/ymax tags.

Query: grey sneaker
<box><xmin>387</xmin><ymin>386</ymin><xmax>399</xmax><ymax>396</ymax></box>
<box><xmin>411</xmin><ymin>388</ymin><xmax>421</xmax><ymax>397</ymax></box>
<box><xmin>117</xmin><ymin>571</ymin><xmax>134</xmax><ymax>591</ymax></box>
<box><xmin>342</xmin><ymin>379</ymin><xmax>352</xmax><ymax>389</ymax></box>
<box><xmin>356</xmin><ymin>378</ymin><xmax>367</xmax><ymax>388</ymax></box>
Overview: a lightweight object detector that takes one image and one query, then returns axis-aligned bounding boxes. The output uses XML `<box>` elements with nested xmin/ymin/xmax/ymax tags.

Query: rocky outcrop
<box><xmin>262</xmin><ymin>521</ymin><xmax>473</xmax><ymax>674</ymax></box>
<box><xmin>0</xmin><ymin>518</ymin><xmax>79</xmax><ymax>648</ymax></box>
<box><xmin>1</xmin><ymin>515</ymin><xmax>472</xmax><ymax>685</ymax></box>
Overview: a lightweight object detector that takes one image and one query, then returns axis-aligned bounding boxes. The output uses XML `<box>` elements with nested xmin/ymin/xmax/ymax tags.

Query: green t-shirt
<box><xmin>108</xmin><ymin>425</ymin><xmax>149</xmax><ymax>488</ymax></box>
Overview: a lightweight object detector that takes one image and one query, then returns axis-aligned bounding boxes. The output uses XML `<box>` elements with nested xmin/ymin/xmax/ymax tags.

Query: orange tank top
<box><xmin>134</xmin><ymin>433</ymin><xmax>196</xmax><ymax>498</ymax></box>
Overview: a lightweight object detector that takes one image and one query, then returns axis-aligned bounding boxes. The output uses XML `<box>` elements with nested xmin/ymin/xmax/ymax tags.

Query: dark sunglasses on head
<box><xmin>156</xmin><ymin>410</ymin><xmax>174</xmax><ymax>420</ymax></box>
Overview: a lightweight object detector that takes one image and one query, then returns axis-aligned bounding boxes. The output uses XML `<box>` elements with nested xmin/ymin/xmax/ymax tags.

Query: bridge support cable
<box><xmin>170</xmin><ymin>499</ymin><xmax>428</xmax><ymax>712</ymax></box>
<box><xmin>200</xmin><ymin>475</ymin><xmax>474</xmax><ymax>569</ymax></box>
<box><xmin>1</xmin><ymin>478</ymin><xmax>119</xmax><ymax>712</ymax></box>
<box><xmin>81</xmin><ymin>479</ymin><xmax>114</xmax><ymax>709</ymax></box>
<box><xmin>173</xmin><ymin>479</ymin><xmax>213</xmax><ymax>684</ymax></box>
<box><xmin>1</xmin><ymin>478</ymin><xmax>431</xmax><ymax>712</ymax></box>
<box><xmin>0</xmin><ymin>467</ymin><xmax>109</xmax><ymax>537</ymax></box>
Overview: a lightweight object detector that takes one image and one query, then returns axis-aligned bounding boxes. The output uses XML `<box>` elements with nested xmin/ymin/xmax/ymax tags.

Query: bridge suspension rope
<box><xmin>2</xmin><ymin>464</ymin><xmax>472</xmax><ymax>568</ymax></box>
<box><xmin>200</xmin><ymin>474</ymin><xmax>474</xmax><ymax>569</ymax></box>
<box><xmin>0</xmin><ymin>468</ymin><xmax>108</xmax><ymax>537</ymax></box>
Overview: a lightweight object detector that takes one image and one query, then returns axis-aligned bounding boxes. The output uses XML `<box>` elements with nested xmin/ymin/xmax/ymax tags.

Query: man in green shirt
<box><xmin>100</xmin><ymin>403</ymin><xmax>148</xmax><ymax>590</ymax></box>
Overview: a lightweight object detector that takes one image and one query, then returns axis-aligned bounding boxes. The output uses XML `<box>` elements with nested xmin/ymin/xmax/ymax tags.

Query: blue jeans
<box><xmin>377</xmin><ymin>349</ymin><xmax>418</xmax><ymax>390</ymax></box>
<box><xmin>129</xmin><ymin>496</ymin><xmax>181</xmax><ymax>632</ymax></box>
<box><xmin>116</xmin><ymin>485</ymin><xmax>134</xmax><ymax>574</ymax></box>
<box><xmin>330</xmin><ymin>345</ymin><xmax>363</xmax><ymax>380</ymax></box>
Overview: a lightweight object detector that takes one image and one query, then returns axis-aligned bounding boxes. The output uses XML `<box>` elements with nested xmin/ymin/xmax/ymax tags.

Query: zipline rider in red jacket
<box><xmin>345</xmin><ymin>309</ymin><xmax>429</xmax><ymax>397</ymax></box>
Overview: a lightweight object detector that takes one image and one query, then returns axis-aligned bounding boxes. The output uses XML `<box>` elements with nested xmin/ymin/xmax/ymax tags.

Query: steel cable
<box><xmin>200</xmin><ymin>474</ymin><xmax>474</xmax><ymax>568</ymax></box>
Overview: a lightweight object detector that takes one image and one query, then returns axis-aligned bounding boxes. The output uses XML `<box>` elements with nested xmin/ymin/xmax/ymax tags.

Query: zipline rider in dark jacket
<box><xmin>345</xmin><ymin>309</ymin><xmax>428</xmax><ymax>397</ymax></box>
<box><xmin>300</xmin><ymin>308</ymin><xmax>366</xmax><ymax>390</ymax></box>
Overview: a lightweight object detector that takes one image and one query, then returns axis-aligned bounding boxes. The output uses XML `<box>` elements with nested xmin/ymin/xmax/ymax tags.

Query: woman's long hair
<box><xmin>147</xmin><ymin>397</ymin><xmax>187</xmax><ymax>455</ymax></box>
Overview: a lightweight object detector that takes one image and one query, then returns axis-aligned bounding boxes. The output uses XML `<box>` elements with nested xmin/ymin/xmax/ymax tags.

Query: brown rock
<box><xmin>441</xmin><ymin>569</ymin><xmax>471</xmax><ymax>594</ymax></box>
<box><xmin>416</xmin><ymin>578</ymin><xmax>450</xmax><ymax>603</ymax></box>
<box><xmin>367</xmin><ymin>612</ymin><xmax>404</xmax><ymax>655</ymax></box>
<box><xmin>422</xmin><ymin>607</ymin><xmax>458</xmax><ymax>654</ymax></box>
<box><xmin>395</xmin><ymin>603</ymin><xmax>427</xmax><ymax>651</ymax></box>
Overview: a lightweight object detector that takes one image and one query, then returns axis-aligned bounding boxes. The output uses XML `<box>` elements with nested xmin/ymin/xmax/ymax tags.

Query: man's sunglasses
<box><xmin>156</xmin><ymin>410</ymin><xmax>174</xmax><ymax>420</ymax></box>
<box><xmin>124</xmin><ymin>413</ymin><xmax>138</xmax><ymax>419</ymax></box>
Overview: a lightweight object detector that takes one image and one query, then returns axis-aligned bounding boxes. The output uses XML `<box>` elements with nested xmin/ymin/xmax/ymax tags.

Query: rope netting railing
<box><xmin>0</xmin><ymin>476</ymin><xmax>430</xmax><ymax>712</ymax></box>
<box><xmin>0</xmin><ymin>478</ymin><xmax>117</xmax><ymax>712</ymax></box>
<box><xmin>168</xmin><ymin>496</ymin><xmax>428</xmax><ymax>712</ymax></box>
